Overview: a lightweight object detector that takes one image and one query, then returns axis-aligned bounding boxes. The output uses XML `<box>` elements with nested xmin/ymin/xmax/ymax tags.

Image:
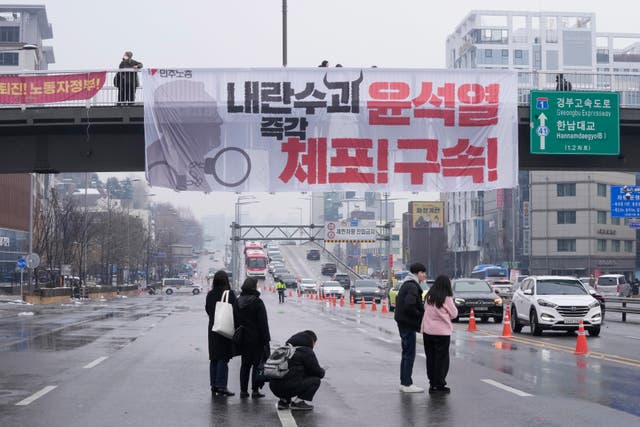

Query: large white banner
<box><xmin>143</xmin><ymin>68</ymin><xmax>518</xmax><ymax>192</ymax></box>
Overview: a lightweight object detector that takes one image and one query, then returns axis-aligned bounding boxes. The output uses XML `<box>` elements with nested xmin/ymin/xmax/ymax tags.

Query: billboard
<box><xmin>412</xmin><ymin>201</ymin><xmax>444</xmax><ymax>229</ymax></box>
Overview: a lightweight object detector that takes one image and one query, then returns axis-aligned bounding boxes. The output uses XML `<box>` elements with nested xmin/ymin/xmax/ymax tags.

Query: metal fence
<box><xmin>2</xmin><ymin>69</ymin><xmax>640</xmax><ymax>109</ymax></box>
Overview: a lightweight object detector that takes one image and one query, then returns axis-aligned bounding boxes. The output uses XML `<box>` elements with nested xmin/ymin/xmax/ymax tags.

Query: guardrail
<box><xmin>604</xmin><ymin>296</ymin><xmax>640</xmax><ymax>322</ymax></box>
<box><xmin>2</xmin><ymin>69</ymin><xmax>640</xmax><ymax>109</ymax></box>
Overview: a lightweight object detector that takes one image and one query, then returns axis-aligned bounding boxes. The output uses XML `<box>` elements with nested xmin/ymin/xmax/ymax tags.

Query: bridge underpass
<box><xmin>1</xmin><ymin>105</ymin><xmax>640</xmax><ymax>174</ymax></box>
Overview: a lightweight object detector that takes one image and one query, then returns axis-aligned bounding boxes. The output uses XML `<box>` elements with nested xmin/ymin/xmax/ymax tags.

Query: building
<box><xmin>445</xmin><ymin>10</ymin><xmax>637</xmax><ymax>277</ymax></box>
<box><xmin>0</xmin><ymin>4</ymin><xmax>54</xmax><ymax>70</ymax></box>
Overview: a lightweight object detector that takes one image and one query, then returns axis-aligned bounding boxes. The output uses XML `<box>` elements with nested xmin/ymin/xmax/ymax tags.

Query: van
<box><xmin>595</xmin><ymin>274</ymin><xmax>626</xmax><ymax>296</ymax></box>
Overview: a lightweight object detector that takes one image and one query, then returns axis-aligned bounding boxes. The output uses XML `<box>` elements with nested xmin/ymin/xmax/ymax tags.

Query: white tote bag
<box><xmin>212</xmin><ymin>290</ymin><xmax>235</xmax><ymax>339</ymax></box>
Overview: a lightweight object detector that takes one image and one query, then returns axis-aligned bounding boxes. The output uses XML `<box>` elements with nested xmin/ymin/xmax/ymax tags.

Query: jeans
<box><xmin>398</xmin><ymin>327</ymin><xmax>416</xmax><ymax>386</ymax></box>
<box><xmin>423</xmin><ymin>333</ymin><xmax>451</xmax><ymax>388</ymax></box>
<box><xmin>210</xmin><ymin>359</ymin><xmax>229</xmax><ymax>389</ymax></box>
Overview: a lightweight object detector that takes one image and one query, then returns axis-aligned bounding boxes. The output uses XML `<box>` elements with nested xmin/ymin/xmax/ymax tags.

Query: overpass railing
<box><xmin>2</xmin><ymin>69</ymin><xmax>640</xmax><ymax>109</ymax></box>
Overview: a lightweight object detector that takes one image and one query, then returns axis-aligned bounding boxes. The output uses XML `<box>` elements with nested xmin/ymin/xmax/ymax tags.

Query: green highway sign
<box><xmin>530</xmin><ymin>90</ymin><xmax>619</xmax><ymax>155</ymax></box>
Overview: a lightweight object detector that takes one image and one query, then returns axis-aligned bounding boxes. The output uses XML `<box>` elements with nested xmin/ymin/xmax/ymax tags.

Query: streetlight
<box><xmin>233</xmin><ymin>195</ymin><xmax>258</xmax><ymax>288</ymax></box>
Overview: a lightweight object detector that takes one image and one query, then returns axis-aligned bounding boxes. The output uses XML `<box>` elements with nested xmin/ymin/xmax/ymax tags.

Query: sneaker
<box><xmin>240</xmin><ymin>392</ymin><xmax>250</xmax><ymax>398</ymax></box>
<box><xmin>251</xmin><ymin>391</ymin><xmax>265</xmax><ymax>399</ymax></box>
<box><xmin>277</xmin><ymin>399</ymin><xmax>290</xmax><ymax>410</ymax></box>
<box><xmin>290</xmin><ymin>400</ymin><xmax>314</xmax><ymax>411</ymax></box>
<box><xmin>399</xmin><ymin>385</ymin><xmax>424</xmax><ymax>393</ymax></box>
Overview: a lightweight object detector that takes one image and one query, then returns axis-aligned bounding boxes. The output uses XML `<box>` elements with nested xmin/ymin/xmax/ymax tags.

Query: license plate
<box><xmin>564</xmin><ymin>319</ymin><xmax>581</xmax><ymax>324</ymax></box>
<box><xmin>474</xmin><ymin>307</ymin><xmax>489</xmax><ymax>311</ymax></box>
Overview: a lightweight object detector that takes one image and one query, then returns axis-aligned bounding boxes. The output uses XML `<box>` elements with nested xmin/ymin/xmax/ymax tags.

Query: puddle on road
<box><xmin>6</xmin><ymin>325</ymin><xmax>114</xmax><ymax>352</ymax></box>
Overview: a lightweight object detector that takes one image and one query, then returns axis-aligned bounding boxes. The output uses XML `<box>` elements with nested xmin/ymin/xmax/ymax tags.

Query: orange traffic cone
<box><xmin>371</xmin><ymin>300</ymin><xmax>377</xmax><ymax>312</ymax></box>
<box><xmin>289</xmin><ymin>290</ymin><xmax>293</xmax><ymax>297</ymax></box>
<box><xmin>501</xmin><ymin>304</ymin><xmax>513</xmax><ymax>338</ymax></box>
<box><xmin>468</xmin><ymin>308</ymin><xmax>478</xmax><ymax>332</ymax></box>
<box><xmin>350</xmin><ymin>295</ymin><xmax>355</xmax><ymax>307</ymax></box>
<box><xmin>340</xmin><ymin>295</ymin><xmax>345</xmax><ymax>307</ymax></box>
<box><xmin>360</xmin><ymin>298</ymin><xmax>366</xmax><ymax>310</ymax></box>
<box><xmin>381</xmin><ymin>300</ymin><xmax>388</xmax><ymax>314</ymax></box>
<box><xmin>574</xmin><ymin>320</ymin><xmax>589</xmax><ymax>355</ymax></box>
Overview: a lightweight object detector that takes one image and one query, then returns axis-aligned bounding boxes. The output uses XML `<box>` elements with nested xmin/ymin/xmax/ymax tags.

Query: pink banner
<box><xmin>0</xmin><ymin>72</ymin><xmax>106</xmax><ymax>104</ymax></box>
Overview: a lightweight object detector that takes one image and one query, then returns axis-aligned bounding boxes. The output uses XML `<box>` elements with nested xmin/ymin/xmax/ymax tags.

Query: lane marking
<box><xmin>481</xmin><ymin>379</ymin><xmax>532</xmax><ymax>397</ymax></box>
<box><xmin>83</xmin><ymin>356</ymin><xmax>108</xmax><ymax>369</ymax></box>
<box><xmin>625</xmin><ymin>336</ymin><xmax>640</xmax><ymax>341</ymax></box>
<box><xmin>356</xmin><ymin>328</ymin><xmax>368</xmax><ymax>334</ymax></box>
<box><xmin>276</xmin><ymin>405</ymin><xmax>298</xmax><ymax>427</ymax></box>
<box><xmin>16</xmin><ymin>385</ymin><xmax>58</xmax><ymax>406</ymax></box>
<box><xmin>375</xmin><ymin>336</ymin><xmax>393</xmax><ymax>344</ymax></box>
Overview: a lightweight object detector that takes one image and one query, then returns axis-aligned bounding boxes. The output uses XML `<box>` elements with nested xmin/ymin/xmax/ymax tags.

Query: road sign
<box><xmin>530</xmin><ymin>90</ymin><xmax>619</xmax><ymax>155</ymax></box>
<box><xmin>324</xmin><ymin>221</ymin><xmax>376</xmax><ymax>243</ymax></box>
<box><xmin>26</xmin><ymin>253</ymin><xmax>40</xmax><ymax>269</ymax></box>
<box><xmin>611</xmin><ymin>185</ymin><xmax>640</xmax><ymax>217</ymax></box>
<box><xmin>17</xmin><ymin>257</ymin><xmax>27</xmax><ymax>270</ymax></box>
<box><xmin>629</xmin><ymin>222</ymin><xmax>640</xmax><ymax>229</ymax></box>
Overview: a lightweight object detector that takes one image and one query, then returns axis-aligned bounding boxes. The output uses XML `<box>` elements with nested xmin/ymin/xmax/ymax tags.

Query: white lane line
<box><xmin>356</xmin><ymin>328</ymin><xmax>368</xmax><ymax>334</ymax></box>
<box><xmin>375</xmin><ymin>336</ymin><xmax>393</xmax><ymax>344</ymax></box>
<box><xmin>481</xmin><ymin>379</ymin><xmax>532</xmax><ymax>397</ymax></box>
<box><xmin>276</xmin><ymin>405</ymin><xmax>298</xmax><ymax>427</ymax></box>
<box><xmin>625</xmin><ymin>336</ymin><xmax>640</xmax><ymax>341</ymax></box>
<box><xmin>83</xmin><ymin>356</ymin><xmax>108</xmax><ymax>369</ymax></box>
<box><xmin>15</xmin><ymin>385</ymin><xmax>58</xmax><ymax>406</ymax></box>
<box><xmin>417</xmin><ymin>353</ymin><xmax>426</xmax><ymax>358</ymax></box>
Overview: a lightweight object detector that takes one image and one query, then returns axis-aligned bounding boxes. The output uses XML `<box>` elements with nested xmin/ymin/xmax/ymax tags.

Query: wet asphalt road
<box><xmin>0</xmin><ymin>247</ymin><xmax>639</xmax><ymax>426</ymax></box>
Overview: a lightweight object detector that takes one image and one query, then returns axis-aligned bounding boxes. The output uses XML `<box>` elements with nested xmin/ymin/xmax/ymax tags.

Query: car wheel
<box><xmin>192</xmin><ymin>289</ymin><xmax>200</xmax><ymax>295</ymax></box>
<box><xmin>494</xmin><ymin>316</ymin><xmax>503</xmax><ymax>324</ymax></box>
<box><xmin>511</xmin><ymin>306</ymin><xmax>522</xmax><ymax>333</ymax></box>
<box><xmin>588</xmin><ymin>326</ymin><xmax>600</xmax><ymax>337</ymax></box>
<box><xmin>530</xmin><ymin>310</ymin><xmax>543</xmax><ymax>336</ymax></box>
<box><xmin>480</xmin><ymin>317</ymin><xmax>489</xmax><ymax>323</ymax></box>
<box><xmin>165</xmin><ymin>288</ymin><xmax>173</xmax><ymax>295</ymax></box>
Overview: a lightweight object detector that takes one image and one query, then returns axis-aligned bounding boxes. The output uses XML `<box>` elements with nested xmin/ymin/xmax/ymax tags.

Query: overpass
<box><xmin>1</xmin><ymin>69</ymin><xmax>639</xmax><ymax>174</ymax></box>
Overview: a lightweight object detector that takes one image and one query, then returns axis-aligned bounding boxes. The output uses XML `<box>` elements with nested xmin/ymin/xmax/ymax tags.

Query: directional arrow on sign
<box><xmin>536</xmin><ymin>112</ymin><xmax>548</xmax><ymax>150</ymax></box>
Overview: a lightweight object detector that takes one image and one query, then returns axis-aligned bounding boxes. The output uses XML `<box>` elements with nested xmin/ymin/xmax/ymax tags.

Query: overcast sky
<box><xmin>7</xmin><ymin>0</ymin><xmax>635</xmax><ymax>222</ymax></box>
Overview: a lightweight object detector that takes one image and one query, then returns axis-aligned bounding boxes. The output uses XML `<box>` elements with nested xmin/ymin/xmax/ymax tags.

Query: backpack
<box><xmin>263</xmin><ymin>344</ymin><xmax>298</xmax><ymax>380</ymax></box>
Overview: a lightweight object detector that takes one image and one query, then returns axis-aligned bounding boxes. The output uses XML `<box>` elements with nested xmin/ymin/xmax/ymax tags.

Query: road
<box><xmin>0</xmin><ymin>244</ymin><xmax>639</xmax><ymax>426</ymax></box>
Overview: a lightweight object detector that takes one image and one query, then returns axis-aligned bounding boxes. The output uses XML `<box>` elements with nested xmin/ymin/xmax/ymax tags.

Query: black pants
<box><xmin>278</xmin><ymin>290</ymin><xmax>285</xmax><ymax>303</ymax></box>
<box><xmin>269</xmin><ymin>377</ymin><xmax>321</xmax><ymax>401</ymax></box>
<box><xmin>240</xmin><ymin>352</ymin><xmax>263</xmax><ymax>393</ymax></box>
<box><xmin>117</xmin><ymin>81</ymin><xmax>136</xmax><ymax>104</ymax></box>
<box><xmin>423</xmin><ymin>333</ymin><xmax>451</xmax><ymax>388</ymax></box>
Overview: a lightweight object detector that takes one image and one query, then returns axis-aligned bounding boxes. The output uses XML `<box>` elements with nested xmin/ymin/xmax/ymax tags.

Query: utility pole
<box><xmin>282</xmin><ymin>0</ymin><xmax>287</xmax><ymax>67</ymax></box>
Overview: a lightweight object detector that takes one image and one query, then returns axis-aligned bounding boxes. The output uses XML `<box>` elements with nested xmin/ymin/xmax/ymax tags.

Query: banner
<box><xmin>0</xmin><ymin>72</ymin><xmax>106</xmax><ymax>104</ymax></box>
<box><xmin>143</xmin><ymin>68</ymin><xmax>518</xmax><ymax>192</ymax></box>
<box><xmin>411</xmin><ymin>201</ymin><xmax>444</xmax><ymax>229</ymax></box>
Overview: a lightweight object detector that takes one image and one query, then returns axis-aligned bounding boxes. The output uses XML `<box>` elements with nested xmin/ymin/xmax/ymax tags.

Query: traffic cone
<box><xmin>289</xmin><ymin>290</ymin><xmax>293</xmax><ymax>297</ymax></box>
<box><xmin>574</xmin><ymin>320</ymin><xmax>589</xmax><ymax>355</ymax></box>
<box><xmin>501</xmin><ymin>304</ymin><xmax>513</xmax><ymax>338</ymax></box>
<box><xmin>371</xmin><ymin>300</ymin><xmax>377</xmax><ymax>312</ymax></box>
<box><xmin>297</xmin><ymin>289</ymin><xmax>301</xmax><ymax>297</ymax></box>
<box><xmin>340</xmin><ymin>295</ymin><xmax>345</xmax><ymax>307</ymax></box>
<box><xmin>350</xmin><ymin>295</ymin><xmax>355</xmax><ymax>307</ymax></box>
<box><xmin>360</xmin><ymin>298</ymin><xmax>366</xmax><ymax>310</ymax></box>
<box><xmin>332</xmin><ymin>295</ymin><xmax>337</xmax><ymax>306</ymax></box>
<box><xmin>381</xmin><ymin>300</ymin><xmax>388</xmax><ymax>314</ymax></box>
<box><xmin>468</xmin><ymin>308</ymin><xmax>478</xmax><ymax>332</ymax></box>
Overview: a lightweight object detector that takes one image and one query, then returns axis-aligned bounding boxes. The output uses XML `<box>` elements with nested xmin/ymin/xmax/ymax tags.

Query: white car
<box><xmin>298</xmin><ymin>278</ymin><xmax>317</xmax><ymax>293</ymax></box>
<box><xmin>511</xmin><ymin>276</ymin><xmax>601</xmax><ymax>336</ymax></box>
<box><xmin>318</xmin><ymin>280</ymin><xmax>345</xmax><ymax>298</ymax></box>
<box><xmin>162</xmin><ymin>278</ymin><xmax>202</xmax><ymax>295</ymax></box>
<box><xmin>595</xmin><ymin>274</ymin><xmax>626</xmax><ymax>296</ymax></box>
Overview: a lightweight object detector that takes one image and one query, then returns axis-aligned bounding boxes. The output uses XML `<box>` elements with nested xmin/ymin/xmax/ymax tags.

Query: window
<box><xmin>0</xmin><ymin>26</ymin><xmax>19</xmax><ymax>42</ymax></box>
<box><xmin>597</xmin><ymin>211</ymin><xmax>607</xmax><ymax>224</ymax></box>
<box><xmin>485</xmin><ymin>49</ymin><xmax>493</xmax><ymax>58</ymax></box>
<box><xmin>0</xmin><ymin>52</ymin><xmax>18</xmax><ymax>66</ymax></box>
<box><xmin>557</xmin><ymin>239</ymin><xmax>576</xmax><ymax>252</ymax></box>
<box><xmin>557</xmin><ymin>210</ymin><xmax>576</xmax><ymax>224</ymax></box>
<box><xmin>612</xmin><ymin>240</ymin><xmax>621</xmax><ymax>252</ymax></box>
<box><xmin>515</xmin><ymin>50</ymin><xmax>523</xmax><ymax>59</ymax></box>
<box><xmin>625</xmin><ymin>241</ymin><xmax>633</xmax><ymax>252</ymax></box>
<box><xmin>597</xmin><ymin>183</ymin><xmax>607</xmax><ymax>197</ymax></box>
<box><xmin>612</xmin><ymin>217</ymin><xmax>620</xmax><ymax>225</ymax></box>
<box><xmin>502</xmin><ymin>49</ymin><xmax>508</xmax><ymax>57</ymax></box>
<box><xmin>597</xmin><ymin>240</ymin><xmax>607</xmax><ymax>251</ymax></box>
<box><xmin>624</xmin><ymin>218</ymin><xmax>631</xmax><ymax>225</ymax></box>
<box><xmin>557</xmin><ymin>183</ymin><xmax>576</xmax><ymax>197</ymax></box>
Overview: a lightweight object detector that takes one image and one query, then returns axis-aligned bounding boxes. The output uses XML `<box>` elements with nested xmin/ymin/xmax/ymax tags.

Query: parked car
<box><xmin>306</xmin><ymin>249</ymin><xmax>321</xmax><ymax>260</ymax></box>
<box><xmin>162</xmin><ymin>278</ymin><xmax>202</xmax><ymax>295</ymax></box>
<box><xmin>388</xmin><ymin>279</ymin><xmax>433</xmax><ymax>312</ymax></box>
<box><xmin>595</xmin><ymin>274</ymin><xmax>626</xmax><ymax>296</ymax></box>
<box><xmin>272</xmin><ymin>268</ymin><xmax>291</xmax><ymax>282</ymax></box>
<box><xmin>452</xmin><ymin>278</ymin><xmax>503</xmax><ymax>323</ymax></box>
<box><xmin>321</xmin><ymin>262</ymin><xmax>337</xmax><ymax>276</ymax></box>
<box><xmin>319</xmin><ymin>280</ymin><xmax>345</xmax><ymax>298</ymax></box>
<box><xmin>298</xmin><ymin>278</ymin><xmax>317</xmax><ymax>294</ymax></box>
<box><xmin>351</xmin><ymin>279</ymin><xmax>385</xmax><ymax>304</ymax></box>
<box><xmin>278</xmin><ymin>274</ymin><xmax>298</xmax><ymax>289</ymax></box>
<box><xmin>333</xmin><ymin>273</ymin><xmax>351</xmax><ymax>289</ymax></box>
<box><xmin>486</xmin><ymin>279</ymin><xmax>513</xmax><ymax>297</ymax></box>
<box><xmin>511</xmin><ymin>276</ymin><xmax>602</xmax><ymax>336</ymax></box>
<box><xmin>578</xmin><ymin>277</ymin><xmax>606</xmax><ymax>319</ymax></box>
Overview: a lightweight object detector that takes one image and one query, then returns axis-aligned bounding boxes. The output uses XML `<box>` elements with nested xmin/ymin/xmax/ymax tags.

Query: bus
<box><xmin>244</xmin><ymin>241</ymin><xmax>263</xmax><ymax>255</ymax></box>
<box><xmin>245</xmin><ymin>249</ymin><xmax>268</xmax><ymax>277</ymax></box>
<box><xmin>470</xmin><ymin>264</ymin><xmax>509</xmax><ymax>282</ymax></box>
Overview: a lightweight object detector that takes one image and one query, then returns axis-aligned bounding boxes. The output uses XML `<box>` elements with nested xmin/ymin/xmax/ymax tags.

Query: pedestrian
<box><xmin>233</xmin><ymin>277</ymin><xmax>271</xmax><ymax>398</ymax></box>
<box><xmin>555</xmin><ymin>73</ymin><xmax>572</xmax><ymax>91</ymax></box>
<box><xmin>205</xmin><ymin>270</ymin><xmax>236</xmax><ymax>397</ymax></box>
<box><xmin>269</xmin><ymin>330</ymin><xmax>325</xmax><ymax>411</ymax></box>
<box><xmin>276</xmin><ymin>279</ymin><xmax>286</xmax><ymax>304</ymax></box>
<box><xmin>421</xmin><ymin>274</ymin><xmax>458</xmax><ymax>394</ymax></box>
<box><xmin>114</xmin><ymin>51</ymin><xmax>143</xmax><ymax>105</ymax></box>
<box><xmin>393</xmin><ymin>262</ymin><xmax>427</xmax><ymax>393</ymax></box>
<box><xmin>318</xmin><ymin>60</ymin><xmax>329</xmax><ymax>67</ymax></box>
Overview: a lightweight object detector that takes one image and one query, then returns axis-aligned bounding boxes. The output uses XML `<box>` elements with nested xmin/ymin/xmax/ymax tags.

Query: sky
<box><xmin>6</xmin><ymin>0</ymin><xmax>636</xmax><ymax>222</ymax></box>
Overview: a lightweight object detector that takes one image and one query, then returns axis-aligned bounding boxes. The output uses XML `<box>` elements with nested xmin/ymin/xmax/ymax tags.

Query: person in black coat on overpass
<box><xmin>270</xmin><ymin>330</ymin><xmax>325</xmax><ymax>411</ymax></box>
<box><xmin>205</xmin><ymin>270</ymin><xmax>237</xmax><ymax>397</ymax></box>
<box><xmin>234</xmin><ymin>277</ymin><xmax>271</xmax><ymax>398</ymax></box>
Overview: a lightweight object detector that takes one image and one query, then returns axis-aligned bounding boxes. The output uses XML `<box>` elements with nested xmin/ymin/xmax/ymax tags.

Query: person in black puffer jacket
<box><xmin>269</xmin><ymin>330</ymin><xmax>325</xmax><ymax>411</ymax></box>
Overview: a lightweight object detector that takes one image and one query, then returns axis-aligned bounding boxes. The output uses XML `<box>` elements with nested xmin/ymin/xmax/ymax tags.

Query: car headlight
<box><xmin>494</xmin><ymin>297</ymin><xmax>503</xmax><ymax>305</ymax></box>
<box><xmin>537</xmin><ymin>299</ymin><xmax>557</xmax><ymax>308</ymax></box>
<box><xmin>355</xmin><ymin>290</ymin><xmax>361</xmax><ymax>293</ymax></box>
<box><xmin>454</xmin><ymin>297</ymin><xmax>465</xmax><ymax>305</ymax></box>
<box><xmin>588</xmin><ymin>300</ymin><xmax>600</xmax><ymax>309</ymax></box>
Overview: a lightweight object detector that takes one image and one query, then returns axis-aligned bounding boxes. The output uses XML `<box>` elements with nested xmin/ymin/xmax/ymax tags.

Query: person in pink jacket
<box><xmin>420</xmin><ymin>275</ymin><xmax>458</xmax><ymax>394</ymax></box>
